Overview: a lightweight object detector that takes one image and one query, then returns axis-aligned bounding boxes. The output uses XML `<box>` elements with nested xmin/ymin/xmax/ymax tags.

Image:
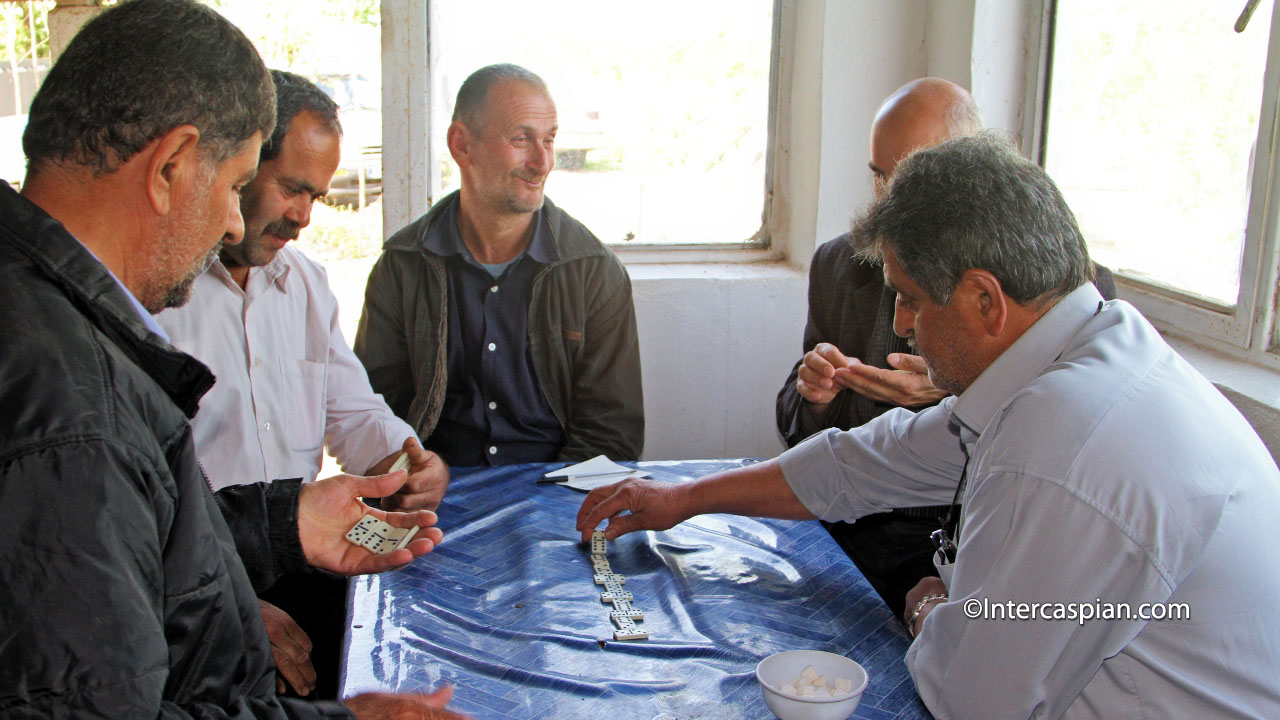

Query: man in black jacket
<box><xmin>0</xmin><ymin>1</ymin><xmax>461</xmax><ymax>718</ymax></box>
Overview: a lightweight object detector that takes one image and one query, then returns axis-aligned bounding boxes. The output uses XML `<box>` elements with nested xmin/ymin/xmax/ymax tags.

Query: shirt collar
<box><xmin>428</xmin><ymin>200</ymin><xmax>557</xmax><ymax>265</ymax></box>
<box><xmin>205</xmin><ymin>250</ymin><xmax>292</xmax><ymax>295</ymax></box>
<box><xmin>73</xmin><ymin>237</ymin><xmax>172</xmax><ymax>343</ymax></box>
<box><xmin>950</xmin><ymin>283</ymin><xmax>1105</xmax><ymax>438</ymax></box>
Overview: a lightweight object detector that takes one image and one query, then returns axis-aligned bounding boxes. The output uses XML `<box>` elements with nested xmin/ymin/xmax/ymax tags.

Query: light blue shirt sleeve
<box><xmin>776</xmin><ymin>400</ymin><xmax>968</xmax><ymax>522</ymax></box>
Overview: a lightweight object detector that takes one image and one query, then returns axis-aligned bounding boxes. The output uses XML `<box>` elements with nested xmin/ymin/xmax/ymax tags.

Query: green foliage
<box><xmin>0</xmin><ymin>2</ymin><xmax>51</xmax><ymax>67</ymax></box>
<box><xmin>296</xmin><ymin>201</ymin><xmax>383</xmax><ymax>262</ymax></box>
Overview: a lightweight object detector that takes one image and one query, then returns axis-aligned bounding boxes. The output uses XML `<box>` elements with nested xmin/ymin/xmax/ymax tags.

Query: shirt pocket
<box><xmin>280</xmin><ymin>358</ymin><xmax>327</xmax><ymax>453</ymax></box>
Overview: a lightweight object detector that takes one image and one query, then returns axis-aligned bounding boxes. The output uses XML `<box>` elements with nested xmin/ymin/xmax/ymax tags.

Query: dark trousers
<box><xmin>824</xmin><ymin>506</ymin><xmax>949</xmax><ymax>621</ymax></box>
<box><xmin>259</xmin><ymin>572</ymin><xmax>349</xmax><ymax>700</ymax></box>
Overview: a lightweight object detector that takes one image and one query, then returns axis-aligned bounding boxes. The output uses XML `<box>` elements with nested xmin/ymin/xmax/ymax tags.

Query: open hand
<box><xmin>298</xmin><ymin>471</ymin><xmax>444</xmax><ymax>576</ymax></box>
<box><xmin>835</xmin><ymin>352</ymin><xmax>949</xmax><ymax>407</ymax></box>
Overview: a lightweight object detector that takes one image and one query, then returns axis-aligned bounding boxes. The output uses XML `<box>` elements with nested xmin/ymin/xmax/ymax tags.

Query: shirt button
<box><xmin>262</xmin><ymin>421</ymin><xmax>271</xmax><ymax>431</ymax></box>
<box><xmin>490</xmin><ymin>285</ymin><xmax>499</xmax><ymax>293</ymax></box>
<box><xmin>488</xmin><ymin>401</ymin><xmax>497</xmax><ymax>410</ymax></box>
<box><xmin>487</xmin><ymin>342</ymin><xmax>496</xmax><ymax>351</ymax></box>
<box><xmin>488</xmin><ymin>446</ymin><xmax>498</xmax><ymax>455</ymax></box>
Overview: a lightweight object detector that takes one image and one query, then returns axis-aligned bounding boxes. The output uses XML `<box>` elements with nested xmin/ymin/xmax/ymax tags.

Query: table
<box><xmin>341</xmin><ymin>460</ymin><xmax>933</xmax><ymax>719</ymax></box>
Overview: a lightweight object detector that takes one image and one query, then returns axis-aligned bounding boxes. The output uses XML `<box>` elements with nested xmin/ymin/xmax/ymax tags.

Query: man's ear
<box><xmin>446</xmin><ymin>121</ymin><xmax>471</xmax><ymax>169</ymax></box>
<box><xmin>956</xmin><ymin>268</ymin><xmax>1008</xmax><ymax>338</ymax></box>
<box><xmin>144</xmin><ymin>124</ymin><xmax>202</xmax><ymax>216</ymax></box>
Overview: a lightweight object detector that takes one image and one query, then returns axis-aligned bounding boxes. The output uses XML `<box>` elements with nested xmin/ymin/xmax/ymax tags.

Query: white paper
<box><xmin>561</xmin><ymin>471</ymin><xmax>647</xmax><ymax>492</ymax></box>
<box><xmin>544</xmin><ymin>454</ymin><xmax>634</xmax><ymax>479</ymax></box>
<box><xmin>543</xmin><ymin>455</ymin><xmax>649</xmax><ymax>491</ymax></box>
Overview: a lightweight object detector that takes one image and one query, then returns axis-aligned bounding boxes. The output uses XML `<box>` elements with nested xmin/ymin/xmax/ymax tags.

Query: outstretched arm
<box><xmin>575</xmin><ymin>458</ymin><xmax>815</xmax><ymax>542</ymax></box>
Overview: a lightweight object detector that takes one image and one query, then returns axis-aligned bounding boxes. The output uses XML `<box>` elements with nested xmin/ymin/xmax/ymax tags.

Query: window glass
<box><xmin>432</xmin><ymin>0</ymin><xmax>774</xmax><ymax>246</ymax></box>
<box><xmin>0</xmin><ymin>1</ymin><xmax>54</xmax><ymax>189</ymax></box>
<box><xmin>1044</xmin><ymin>0</ymin><xmax>1274</xmax><ymax>306</ymax></box>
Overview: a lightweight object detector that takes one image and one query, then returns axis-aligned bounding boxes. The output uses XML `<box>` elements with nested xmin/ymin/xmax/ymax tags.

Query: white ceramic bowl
<box><xmin>755</xmin><ymin>650</ymin><xmax>869</xmax><ymax>720</ymax></box>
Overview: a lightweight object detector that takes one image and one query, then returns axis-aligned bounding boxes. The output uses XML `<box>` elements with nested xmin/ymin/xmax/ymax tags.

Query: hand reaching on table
<box><xmin>345</xmin><ymin>686</ymin><xmax>471</xmax><ymax>719</ymax></box>
<box><xmin>298</xmin><ymin>471</ymin><xmax>444</xmax><ymax>576</ymax></box>
<box><xmin>576</xmin><ymin>478</ymin><xmax>691</xmax><ymax>542</ymax></box>
<box><xmin>576</xmin><ymin>460</ymin><xmax>815</xmax><ymax>542</ymax></box>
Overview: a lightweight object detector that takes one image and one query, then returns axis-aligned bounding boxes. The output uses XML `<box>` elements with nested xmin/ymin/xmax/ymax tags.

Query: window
<box><xmin>0</xmin><ymin>1</ymin><xmax>53</xmax><ymax>189</ymax></box>
<box><xmin>1043</xmin><ymin>0</ymin><xmax>1280</xmax><ymax>362</ymax></box>
<box><xmin>425</xmin><ymin>0</ymin><xmax>777</xmax><ymax>249</ymax></box>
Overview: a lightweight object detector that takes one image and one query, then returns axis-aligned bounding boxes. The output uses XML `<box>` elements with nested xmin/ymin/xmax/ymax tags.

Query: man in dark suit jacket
<box><xmin>776</xmin><ymin>78</ymin><xmax>1116</xmax><ymax>618</ymax></box>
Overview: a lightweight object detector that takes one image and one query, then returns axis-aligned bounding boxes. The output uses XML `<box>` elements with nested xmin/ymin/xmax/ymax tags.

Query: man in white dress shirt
<box><xmin>158</xmin><ymin>70</ymin><xmax>448</xmax><ymax>701</ymax></box>
<box><xmin>577</xmin><ymin>133</ymin><xmax>1280</xmax><ymax>718</ymax></box>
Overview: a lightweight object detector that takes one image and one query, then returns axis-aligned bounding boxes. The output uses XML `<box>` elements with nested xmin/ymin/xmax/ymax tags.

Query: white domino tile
<box><xmin>345</xmin><ymin>513</ymin><xmax>420</xmax><ymax>555</ymax></box>
<box><xmin>587</xmin><ymin>530</ymin><xmax>647</xmax><ymax>641</ymax></box>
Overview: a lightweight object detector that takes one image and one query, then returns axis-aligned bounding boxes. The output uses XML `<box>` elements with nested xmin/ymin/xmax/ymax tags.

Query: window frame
<box><xmin>379</xmin><ymin>0</ymin><xmax>788</xmax><ymax>263</ymax></box>
<box><xmin>1039</xmin><ymin>0</ymin><xmax>1280</xmax><ymax>369</ymax></box>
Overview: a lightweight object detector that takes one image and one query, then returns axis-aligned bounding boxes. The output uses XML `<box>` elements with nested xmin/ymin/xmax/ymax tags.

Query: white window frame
<box><xmin>378</xmin><ymin>0</ymin><xmax>790</xmax><ymax>265</ymax></box>
<box><xmin>1038</xmin><ymin>0</ymin><xmax>1280</xmax><ymax>370</ymax></box>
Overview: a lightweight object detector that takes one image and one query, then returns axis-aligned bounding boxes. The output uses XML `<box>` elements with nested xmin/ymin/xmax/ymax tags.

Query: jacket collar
<box><xmin>0</xmin><ymin>182</ymin><xmax>215</xmax><ymax>417</ymax></box>
<box><xmin>385</xmin><ymin>190</ymin><xmax>608</xmax><ymax>264</ymax></box>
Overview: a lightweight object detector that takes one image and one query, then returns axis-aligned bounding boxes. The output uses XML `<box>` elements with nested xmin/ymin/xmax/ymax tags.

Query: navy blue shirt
<box><xmin>423</xmin><ymin>203</ymin><xmax>566</xmax><ymax>466</ymax></box>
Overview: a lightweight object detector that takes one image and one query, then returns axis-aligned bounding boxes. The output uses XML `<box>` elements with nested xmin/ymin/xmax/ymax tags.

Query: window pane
<box><xmin>433</xmin><ymin>0</ymin><xmax>774</xmax><ymax>246</ymax></box>
<box><xmin>0</xmin><ymin>1</ymin><xmax>54</xmax><ymax>189</ymax></box>
<box><xmin>1045</xmin><ymin>0</ymin><xmax>1274</xmax><ymax>305</ymax></box>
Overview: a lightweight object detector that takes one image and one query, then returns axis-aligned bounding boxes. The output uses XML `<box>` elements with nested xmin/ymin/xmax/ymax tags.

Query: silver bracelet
<box><xmin>908</xmin><ymin>593</ymin><xmax>948</xmax><ymax>638</ymax></box>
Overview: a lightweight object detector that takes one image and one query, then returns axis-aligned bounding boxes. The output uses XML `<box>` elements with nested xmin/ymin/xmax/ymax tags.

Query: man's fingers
<box><xmin>600</xmin><ymin>511</ymin><xmax>641</xmax><ymax>540</ymax></box>
<box><xmin>272</xmin><ymin>645</ymin><xmax>317</xmax><ymax>696</ymax></box>
<box><xmin>888</xmin><ymin>352</ymin><xmax>929</xmax><ymax>374</ymax></box>
<box><xmin>576</xmin><ymin>483</ymin><xmax>630</xmax><ymax>540</ymax></box>
<box><xmin>795</xmin><ymin>377</ymin><xmax>835</xmax><ymax>405</ymax></box>
<box><xmin>383</xmin><ymin>491</ymin><xmax>441</xmax><ymax>513</ymax></box>
<box><xmin>801</xmin><ymin>348</ymin><xmax>837</xmax><ymax>380</ymax></box>
<box><xmin>811</xmin><ymin>342</ymin><xmax>853</xmax><ymax>368</ymax></box>
<box><xmin>374</xmin><ymin>508</ymin><xmax>438</xmax><ymax>530</ymax></box>
<box><xmin>351</xmin><ymin>470</ymin><xmax>411</xmax><ymax>499</ymax></box>
<box><xmin>836</xmin><ymin>358</ymin><xmax>946</xmax><ymax>406</ymax></box>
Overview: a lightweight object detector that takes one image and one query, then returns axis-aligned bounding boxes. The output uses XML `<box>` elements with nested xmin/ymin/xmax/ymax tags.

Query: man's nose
<box><xmin>529</xmin><ymin>141</ymin><xmax>553</xmax><ymax>174</ymax></box>
<box><xmin>893</xmin><ymin>306</ymin><xmax>913</xmax><ymax>338</ymax></box>
<box><xmin>287</xmin><ymin>195</ymin><xmax>313</xmax><ymax>229</ymax></box>
<box><xmin>224</xmin><ymin>197</ymin><xmax>245</xmax><ymax>246</ymax></box>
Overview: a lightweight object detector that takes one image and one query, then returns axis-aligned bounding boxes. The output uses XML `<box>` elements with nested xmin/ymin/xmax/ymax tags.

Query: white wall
<box><xmin>629</xmin><ymin>0</ymin><xmax>937</xmax><ymax>460</ymax></box>
<box><xmin>629</xmin><ymin>265</ymin><xmax>805</xmax><ymax>459</ymax></box>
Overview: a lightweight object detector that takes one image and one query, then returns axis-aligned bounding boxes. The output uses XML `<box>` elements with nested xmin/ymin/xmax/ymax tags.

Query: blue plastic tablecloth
<box><xmin>341</xmin><ymin>459</ymin><xmax>933</xmax><ymax>719</ymax></box>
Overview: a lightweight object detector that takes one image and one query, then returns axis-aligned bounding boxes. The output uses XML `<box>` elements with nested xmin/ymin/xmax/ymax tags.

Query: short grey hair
<box><xmin>23</xmin><ymin>0</ymin><xmax>275</xmax><ymax>177</ymax></box>
<box><xmin>851</xmin><ymin>131</ymin><xmax>1092</xmax><ymax>307</ymax></box>
<box><xmin>452</xmin><ymin>63</ymin><xmax>549</xmax><ymax>132</ymax></box>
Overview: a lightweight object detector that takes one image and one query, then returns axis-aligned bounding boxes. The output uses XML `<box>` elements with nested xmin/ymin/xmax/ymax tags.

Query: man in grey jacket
<box><xmin>356</xmin><ymin>64</ymin><xmax>643</xmax><ymax>466</ymax></box>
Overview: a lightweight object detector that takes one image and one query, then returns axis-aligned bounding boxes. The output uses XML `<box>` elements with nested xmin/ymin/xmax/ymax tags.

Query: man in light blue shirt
<box><xmin>576</xmin><ymin>133</ymin><xmax>1280</xmax><ymax>718</ymax></box>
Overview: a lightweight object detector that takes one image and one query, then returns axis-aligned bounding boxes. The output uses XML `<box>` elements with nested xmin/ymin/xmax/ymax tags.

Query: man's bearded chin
<box><xmin>162</xmin><ymin>241</ymin><xmax>223</xmax><ymax>310</ymax></box>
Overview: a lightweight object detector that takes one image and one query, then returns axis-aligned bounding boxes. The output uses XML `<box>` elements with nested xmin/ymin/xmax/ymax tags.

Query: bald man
<box><xmin>775</xmin><ymin>78</ymin><xmax>1115</xmax><ymax>618</ymax></box>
